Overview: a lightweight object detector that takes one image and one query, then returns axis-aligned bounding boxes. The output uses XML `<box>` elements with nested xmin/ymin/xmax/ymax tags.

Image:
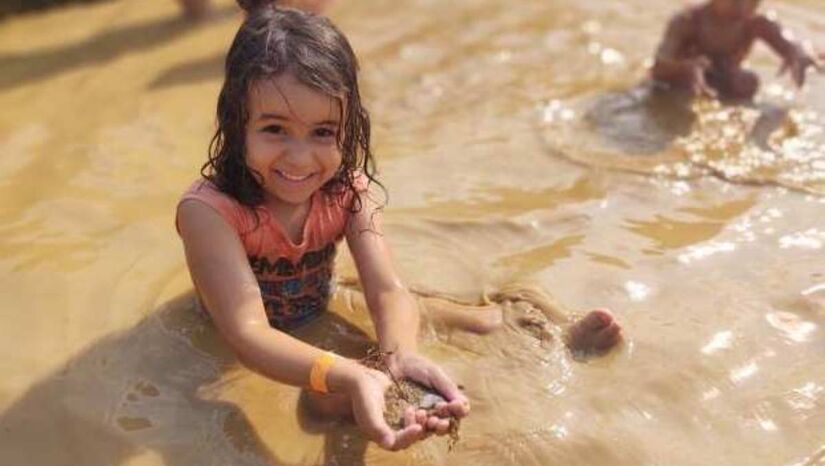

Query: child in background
<box><xmin>177</xmin><ymin>0</ymin><xmax>336</xmax><ymax>20</ymax></box>
<box><xmin>176</xmin><ymin>5</ymin><xmax>471</xmax><ymax>450</ymax></box>
<box><xmin>652</xmin><ymin>0</ymin><xmax>822</xmax><ymax>100</ymax></box>
<box><xmin>237</xmin><ymin>0</ymin><xmax>337</xmax><ymax>14</ymax></box>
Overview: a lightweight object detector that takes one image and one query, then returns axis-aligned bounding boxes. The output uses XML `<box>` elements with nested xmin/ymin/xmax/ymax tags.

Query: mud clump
<box><xmin>516</xmin><ymin>315</ymin><xmax>553</xmax><ymax>342</ymax></box>
<box><xmin>362</xmin><ymin>349</ymin><xmax>461</xmax><ymax>449</ymax></box>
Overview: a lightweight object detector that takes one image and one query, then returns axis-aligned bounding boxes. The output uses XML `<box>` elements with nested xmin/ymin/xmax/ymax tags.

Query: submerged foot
<box><xmin>564</xmin><ymin>309</ymin><xmax>622</xmax><ymax>356</ymax></box>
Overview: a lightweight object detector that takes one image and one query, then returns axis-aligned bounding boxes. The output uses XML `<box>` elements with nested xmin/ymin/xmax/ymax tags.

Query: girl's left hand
<box><xmin>385</xmin><ymin>351</ymin><xmax>470</xmax><ymax>435</ymax></box>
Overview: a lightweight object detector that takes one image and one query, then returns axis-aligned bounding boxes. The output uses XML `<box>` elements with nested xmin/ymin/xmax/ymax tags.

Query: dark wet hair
<box><xmin>202</xmin><ymin>3</ymin><xmax>379</xmax><ymax>215</ymax></box>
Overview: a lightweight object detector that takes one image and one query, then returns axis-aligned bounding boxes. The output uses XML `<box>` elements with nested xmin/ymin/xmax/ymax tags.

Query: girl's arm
<box><xmin>177</xmin><ymin>200</ymin><xmax>423</xmax><ymax>449</ymax></box>
<box><xmin>178</xmin><ymin>200</ymin><xmax>363</xmax><ymax>389</ymax></box>
<box><xmin>345</xmin><ymin>185</ymin><xmax>470</xmax><ymax>426</ymax></box>
<box><xmin>345</xmin><ymin>190</ymin><xmax>419</xmax><ymax>355</ymax></box>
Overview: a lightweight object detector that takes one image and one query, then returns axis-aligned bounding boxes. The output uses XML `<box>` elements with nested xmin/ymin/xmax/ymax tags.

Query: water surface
<box><xmin>1</xmin><ymin>0</ymin><xmax>824</xmax><ymax>464</ymax></box>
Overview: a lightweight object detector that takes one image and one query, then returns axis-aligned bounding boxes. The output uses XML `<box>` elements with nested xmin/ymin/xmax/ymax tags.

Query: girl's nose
<box><xmin>284</xmin><ymin>138</ymin><xmax>312</xmax><ymax>161</ymax></box>
<box><xmin>281</xmin><ymin>139</ymin><xmax>314</xmax><ymax>169</ymax></box>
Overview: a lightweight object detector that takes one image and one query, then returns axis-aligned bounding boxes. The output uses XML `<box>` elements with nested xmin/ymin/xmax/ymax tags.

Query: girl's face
<box><xmin>244</xmin><ymin>73</ymin><xmax>343</xmax><ymax>208</ymax></box>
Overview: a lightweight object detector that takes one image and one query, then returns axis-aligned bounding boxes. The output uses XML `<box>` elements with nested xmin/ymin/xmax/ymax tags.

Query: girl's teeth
<box><xmin>278</xmin><ymin>170</ymin><xmax>311</xmax><ymax>181</ymax></box>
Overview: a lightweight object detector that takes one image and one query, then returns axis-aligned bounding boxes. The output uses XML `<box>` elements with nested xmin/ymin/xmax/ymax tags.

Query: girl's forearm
<box><xmin>222</xmin><ymin>318</ymin><xmax>363</xmax><ymax>393</ymax></box>
<box><xmin>197</xmin><ymin>283</ymin><xmax>363</xmax><ymax>393</ymax></box>
<box><xmin>366</xmin><ymin>288</ymin><xmax>420</xmax><ymax>354</ymax></box>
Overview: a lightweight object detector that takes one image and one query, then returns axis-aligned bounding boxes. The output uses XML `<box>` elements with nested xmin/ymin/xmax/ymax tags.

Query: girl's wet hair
<box><xmin>203</xmin><ymin>4</ymin><xmax>380</xmax><ymax>214</ymax></box>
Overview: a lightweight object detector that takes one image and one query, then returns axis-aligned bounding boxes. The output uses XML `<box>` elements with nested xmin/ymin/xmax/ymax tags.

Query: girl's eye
<box><xmin>262</xmin><ymin>124</ymin><xmax>285</xmax><ymax>135</ymax></box>
<box><xmin>314</xmin><ymin>127</ymin><xmax>338</xmax><ymax>139</ymax></box>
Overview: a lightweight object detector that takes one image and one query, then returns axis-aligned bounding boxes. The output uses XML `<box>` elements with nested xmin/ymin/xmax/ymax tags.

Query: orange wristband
<box><xmin>309</xmin><ymin>351</ymin><xmax>337</xmax><ymax>394</ymax></box>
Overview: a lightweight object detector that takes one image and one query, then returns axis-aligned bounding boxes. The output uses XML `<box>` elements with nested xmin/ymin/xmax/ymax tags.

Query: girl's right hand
<box><xmin>347</xmin><ymin>367</ymin><xmax>426</xmax><ymax>451</ymax></box>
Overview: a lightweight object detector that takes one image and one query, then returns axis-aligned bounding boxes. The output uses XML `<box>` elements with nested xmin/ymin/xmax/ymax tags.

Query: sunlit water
<box><xmin>1</xmin><ymin>0</ymin><xmax>824</xmax><ymax>465</ymax></box>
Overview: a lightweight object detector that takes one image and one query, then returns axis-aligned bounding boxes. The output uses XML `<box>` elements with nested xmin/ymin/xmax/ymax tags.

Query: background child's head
<box><xmin>236</xmin><ymin>0</ymin><xmax>337</xmax><ymax>15</ymax></box>
<box><xmin>205</xmin><ymin>4</ymin><xmax>374</xmax><ymax>210</ymax></box>
<box><xmin>710</xmin><ymin>0</ymin><xmax>761</xmax><ymax>19</ymax></box>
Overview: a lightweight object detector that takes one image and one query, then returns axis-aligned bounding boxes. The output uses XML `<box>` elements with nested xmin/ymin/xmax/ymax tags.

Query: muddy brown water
<box><xmin>1</xmin><ymin>0</ymin><xmax>824</xmax><ymax>464</ymax></box>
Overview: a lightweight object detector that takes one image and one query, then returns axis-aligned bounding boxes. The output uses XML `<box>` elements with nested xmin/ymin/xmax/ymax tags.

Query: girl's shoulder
<box><xmin>177</xmin><ymin>178</ymin><xmax>258</xmax><ymax>235</ymax></box>
<box><xmin>180</xmin><ymin>178</ymin><xmax>240</xmax><ymax>211</ymax></box>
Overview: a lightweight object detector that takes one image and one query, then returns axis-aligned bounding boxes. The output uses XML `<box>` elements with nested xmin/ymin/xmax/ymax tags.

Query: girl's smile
<box><xmin>276</xmin><ymin>169</ymin><xmax>316</xmax><ymax>182</ymax></box>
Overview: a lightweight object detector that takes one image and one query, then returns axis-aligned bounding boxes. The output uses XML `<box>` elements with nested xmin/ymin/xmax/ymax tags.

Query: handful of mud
<box><xmin>362</xmin><ymin>350</ymin><xmax>461</xmax><ymax>449</ymax></box>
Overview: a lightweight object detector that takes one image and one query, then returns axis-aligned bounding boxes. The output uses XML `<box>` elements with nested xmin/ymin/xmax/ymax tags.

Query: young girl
<box><xmin>176</xmin><ymin>4</ymin><xmax>472</xmax><ymax>451</ymax></box>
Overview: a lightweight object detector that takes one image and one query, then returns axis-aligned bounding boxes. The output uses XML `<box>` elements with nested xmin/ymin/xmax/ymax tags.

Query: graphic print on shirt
<box><xmin>249</xmin><ymin>242</ymin><xmax>337</xmax><ymax>330</ymax></box>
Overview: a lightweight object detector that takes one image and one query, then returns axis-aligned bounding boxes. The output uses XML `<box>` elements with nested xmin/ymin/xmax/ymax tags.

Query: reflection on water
<box><xmin>544</xmin><ymin>87</ymin><xmax>825</xmax><ymax>194</ymax></box>
<box><xmin>1</xmin><ymin>0</ymin><xmax>824</xmax><ymax>464</ymax></box>
<box><xmin>584</xmin><ymin>84</ymin><xmax>695</xmax><ymax>155</ymax></box>
<box><xmin>766</xmin><ymin>311</ymin><xmax>817</xmax><ymax>344</ymax></box>
<box><xmin>672</xmin><ymin>101</ymin><xmax>825</xmax><ymax>194</ymax></box>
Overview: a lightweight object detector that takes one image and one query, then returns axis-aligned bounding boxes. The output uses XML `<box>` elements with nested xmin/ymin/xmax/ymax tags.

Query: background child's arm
<box><xmin>652</xmin><ymin>11</ymin><xmax>715</xmax><ymax>96</ymax></box>
<box><xmin>177</xmin><ymin>200</ymin><xmax>426</xmax><ymax>449</ymax></box>
<box><xmin>652</xmin><ymin>13</ymin><xmax>699</xmax><ymax>77</ymax></box>
<box><xmin>752</xmin><ymin>15</ymin><xmax>798</xmax><ymax>61</ymax></box>
<box><xmin>752</xmin><ymin>15</ymin><xmax>822</xmax><ymax>87</ymax></box>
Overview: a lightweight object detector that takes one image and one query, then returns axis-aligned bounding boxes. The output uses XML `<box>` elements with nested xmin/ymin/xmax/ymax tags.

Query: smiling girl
<box><xmin>175</xmin><ymin>4</ymin><xmax>474</xmax><ymax>451</ymax></box>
